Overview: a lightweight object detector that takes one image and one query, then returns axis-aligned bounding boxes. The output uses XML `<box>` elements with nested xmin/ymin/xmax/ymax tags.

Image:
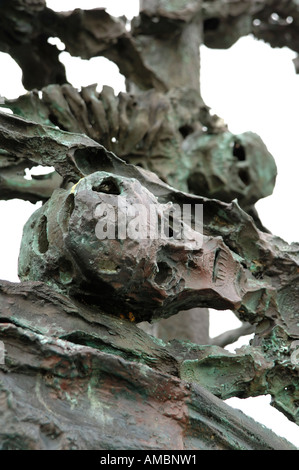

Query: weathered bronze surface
<box><xmin>0</xmin><ymin>0</ymin><xmax>298</xmax><ymax>450</ymax></box>
<box><xmin>0</xmin><ymin>279</ymin><xmax>296</xmax><ymax>450</ymax></box>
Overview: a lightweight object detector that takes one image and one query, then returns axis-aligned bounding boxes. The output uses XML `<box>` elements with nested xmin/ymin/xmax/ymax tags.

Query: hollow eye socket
<box><xmin>233</xmin><ymin>141</ymin><xmax>246</xmax><ymax>161</ymax></box>
<box><xmin>204</xmin><ymin>17</ymin><xmax>221</xmax><ymax>31</ymax></box>
<box><xmin>92</xmin><ymin>178</ymin><xmax>120</xmax><ymax>195</ymax></box>
<box><xmin>238</xmin><ymin>169</ymin><xmax>251</xmax><ymax>186</ymax></box>
<box><xmin>155</xmin><ymin>262</ymin><xmax>172</xmax><ymax>285</ymax></box>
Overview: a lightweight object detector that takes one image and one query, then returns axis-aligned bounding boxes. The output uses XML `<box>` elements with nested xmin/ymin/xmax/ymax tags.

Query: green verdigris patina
<box><xmin>0</xmin><ymin>0</ymin><xmax>298</xmax><ymax>450</ymax></box>
<box><xmin>2</xmin><ymin>111</ymin><xmax>295</xmax><ymax>428</ymax></box>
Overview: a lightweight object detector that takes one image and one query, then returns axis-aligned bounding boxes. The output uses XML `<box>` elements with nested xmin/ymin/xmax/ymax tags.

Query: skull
<box><xmin>18</xmin><ymin>171</ymin><xmax>246</xmax><ymax>322</ymax></box>
<box><xmin>183</xmin><ymin>131</ymin><xmax>277</xmax><ymax>209</ymax></box>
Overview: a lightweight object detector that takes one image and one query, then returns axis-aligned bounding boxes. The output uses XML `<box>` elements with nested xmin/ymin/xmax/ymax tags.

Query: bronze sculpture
<box><xmin>0</xmin><ymin>0</ymin><xmax>298</xmax><ymax>450</ymax></box>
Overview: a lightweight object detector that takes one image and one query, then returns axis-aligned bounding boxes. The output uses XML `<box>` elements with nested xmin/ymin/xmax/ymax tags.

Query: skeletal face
<box><xmin>183</xmin><ymin>131</ymin><xmax>277</xmax><ymax>208</ymax></box>
<box><xmin>18</xmin><ymin>171</ymin><xmax>246</xmax><ymax>322</ymax></box>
